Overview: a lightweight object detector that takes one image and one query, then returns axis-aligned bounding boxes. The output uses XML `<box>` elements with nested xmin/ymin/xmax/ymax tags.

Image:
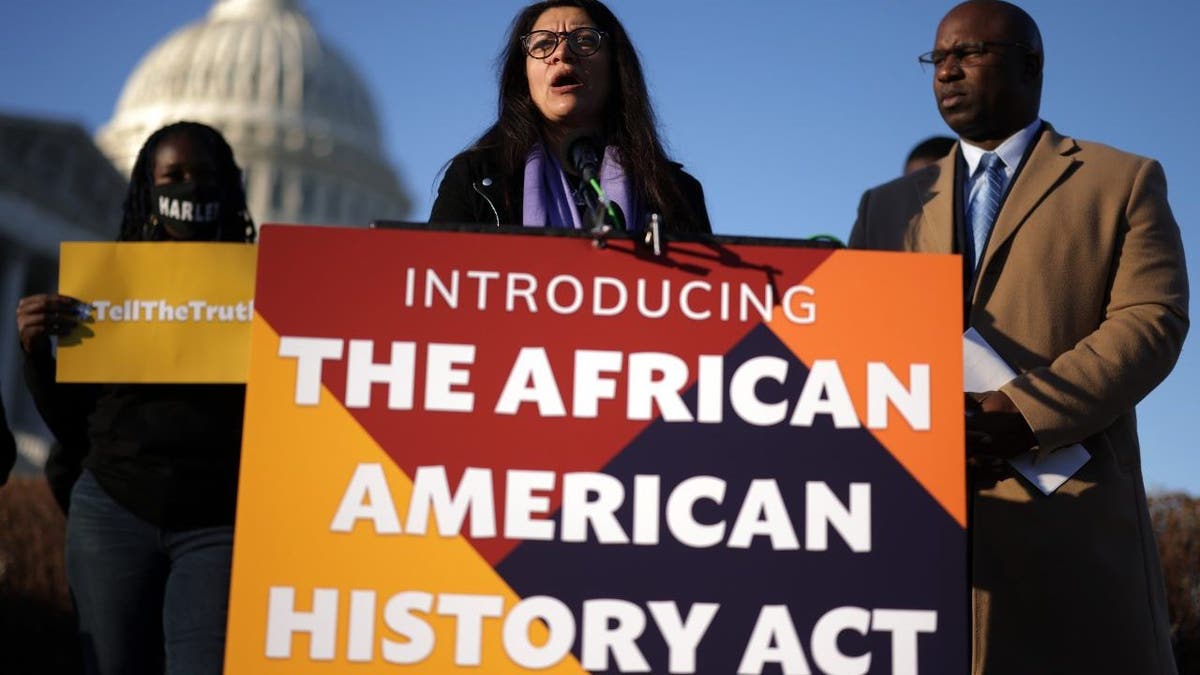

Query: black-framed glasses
<box><xmin>521</xmin><ymin>27</ymin><xmax>606</xmax><ymax>59</ymax></box>
<box><xmin>918</xmin><ymin>41</ymin><xmax>1034</xmax><ymax>71</ymax></box>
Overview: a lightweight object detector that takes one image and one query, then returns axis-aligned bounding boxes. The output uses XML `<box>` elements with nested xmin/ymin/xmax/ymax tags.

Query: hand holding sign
<box><xmin>15</xmin><ymin>293</ymin><xmax>89</xmax><ymax>355</ymax></box>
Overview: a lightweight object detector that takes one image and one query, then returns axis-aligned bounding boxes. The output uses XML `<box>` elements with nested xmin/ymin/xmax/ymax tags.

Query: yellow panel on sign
<box><xmin>57</xmin><ymin>242</ymin><xmax>256</xmax><ymax>383</ymax></box>
<box><xmin>226</xmin><ymin>317</ymin><xmax>586</xmax><ymax>673</ymax></box>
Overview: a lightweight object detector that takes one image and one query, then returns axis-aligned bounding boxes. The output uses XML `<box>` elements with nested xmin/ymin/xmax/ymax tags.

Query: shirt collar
<box><xmin>960</xmin><ymin>118</ymin><xmax>1042</xmax><ymax>176</ymax></box>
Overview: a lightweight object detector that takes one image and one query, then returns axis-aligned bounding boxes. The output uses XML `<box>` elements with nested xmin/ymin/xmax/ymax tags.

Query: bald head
<box><xmin>932</xmin><ymin>0</ymin><xmax>1044</xmax><ymax>148</ymax></box>
<box><xmin>944</xmin><ymin>1</ymin><xmax>1042</xmax><ymax>56</ymax></box>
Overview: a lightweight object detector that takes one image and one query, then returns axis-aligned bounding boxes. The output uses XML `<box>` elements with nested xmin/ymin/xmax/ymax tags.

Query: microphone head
<box><xmin>567</xmin><ymin>134</ymin><xmax>602</xmax><ymax>177</ymax></box>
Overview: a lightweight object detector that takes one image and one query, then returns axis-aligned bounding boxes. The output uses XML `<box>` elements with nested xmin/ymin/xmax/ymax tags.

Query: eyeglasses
<box><xmin>918</xmin><ymin>41</ymin><xmax>1034</xmax><ymax>71</ymax></box>
<box><xmin>521</xmin><ymin>27</ymin><xmax>606</xmax><ymax>59</ymax></box>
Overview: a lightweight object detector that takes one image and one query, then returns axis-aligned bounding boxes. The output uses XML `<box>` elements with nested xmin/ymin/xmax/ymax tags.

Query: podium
<box><xmin>225</xmin><ymin>223</ymin><xmax>967</xmax><ymax>674</ymax></box>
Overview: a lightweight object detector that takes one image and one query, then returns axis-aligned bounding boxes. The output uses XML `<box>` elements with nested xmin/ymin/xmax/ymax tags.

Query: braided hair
<box><xmin>118</xmin><ymin>121</ymin><xmax>256</xmax><ymax>243</ymax></box>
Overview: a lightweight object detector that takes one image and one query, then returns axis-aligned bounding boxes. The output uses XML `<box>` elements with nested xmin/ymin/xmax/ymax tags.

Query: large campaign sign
<box><xmin>226</xmin><ymin>224</ymin><xmax>966</xmax><ymax>674</ymax></box>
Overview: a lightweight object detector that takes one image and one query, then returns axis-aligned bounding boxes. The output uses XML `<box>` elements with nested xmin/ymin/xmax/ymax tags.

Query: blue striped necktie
<box><xmin>967</xmin><ymin>152</ymin><xmax>1005</xmax><ymax>272</ymax></box>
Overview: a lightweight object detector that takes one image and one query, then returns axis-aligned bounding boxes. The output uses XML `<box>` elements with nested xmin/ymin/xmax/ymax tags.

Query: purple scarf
<box><xmin>522</xmin><ymin>142</ymin><xmax>639</xmax><ymax>231</ymax></box>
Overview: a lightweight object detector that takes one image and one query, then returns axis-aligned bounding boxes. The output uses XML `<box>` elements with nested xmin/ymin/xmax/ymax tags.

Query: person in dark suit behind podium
<box><xmin>430</xmin><ymin>0</ymin><xmax>711</xmax><ymax>235</ymax></box>
<box><xmin>903</xmin><ymin>135</ymin><xmax>956</xmax><ymax>176</ymax></box>
<box><xmin>849</xmin><ymin>1</ymin><xmax>1187</xmax><ymax>673</ymax></box>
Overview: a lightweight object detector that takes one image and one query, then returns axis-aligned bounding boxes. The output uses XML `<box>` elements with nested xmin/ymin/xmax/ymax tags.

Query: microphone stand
<box><xmin>575</xmin><ymin>172</ymin><xmax>618</xmax><ymax>251</ymax></box>
<box><xmin>567</xmin><ymin>135</ymin><xmax>623</xmax><ymax>237</ymax></box>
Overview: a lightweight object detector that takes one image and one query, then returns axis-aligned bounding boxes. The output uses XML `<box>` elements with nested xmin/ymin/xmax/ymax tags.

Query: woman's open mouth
<box><xmin>551</xmin><ymin>71</ymin><xmax>583</xmax><ymax>93</ymax></box>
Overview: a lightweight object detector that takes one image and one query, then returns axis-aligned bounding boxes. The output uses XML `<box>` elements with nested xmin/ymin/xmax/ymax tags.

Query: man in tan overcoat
<box><xmin>849</xmin><ymin>1</ymin><xmax>1188</xmax><ymax>673</ymax></box>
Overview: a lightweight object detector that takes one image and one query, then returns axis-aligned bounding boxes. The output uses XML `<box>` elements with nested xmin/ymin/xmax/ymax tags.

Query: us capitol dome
<box><xmin>96</xmin><ymin>0</ymin><xmax>409</xmax><ymax>227</ymax></box>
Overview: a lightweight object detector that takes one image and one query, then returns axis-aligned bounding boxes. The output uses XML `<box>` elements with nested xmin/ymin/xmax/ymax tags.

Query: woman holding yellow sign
<box><xmin>16</xmin><ymin>121</ymin><xmax>254</xmax><ymax>675</ymax></box>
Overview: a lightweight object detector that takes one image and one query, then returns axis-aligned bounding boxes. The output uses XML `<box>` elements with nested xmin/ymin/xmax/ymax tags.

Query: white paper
<box><xmin>963</xmin><ymin>328</ymin><xmax>1090</xmax><ymax>494</ymax></box>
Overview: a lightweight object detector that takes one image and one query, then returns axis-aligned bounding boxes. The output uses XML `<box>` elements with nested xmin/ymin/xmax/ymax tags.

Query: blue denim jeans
<box><xmin>66</xmin><ymin>470</ymin><xmax>233</xmax><ymax>675</ymax></box>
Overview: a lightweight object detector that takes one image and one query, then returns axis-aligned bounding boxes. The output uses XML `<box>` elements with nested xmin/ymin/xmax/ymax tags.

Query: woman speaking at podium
<box><xmin>15</xmin><ymin>121</ymin><xmax>254</xmax><ymax>675</ymax></box>
<box><xmin>431</xmin><ymin>0</ymin><xmax>712</xmax><ymax>234</ymax></box>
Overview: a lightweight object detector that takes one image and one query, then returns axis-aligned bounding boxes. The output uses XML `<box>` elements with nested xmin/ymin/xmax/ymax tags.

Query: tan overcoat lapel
<box><xmin>911</xmin><ymin>149</ymin><xmax>958</xmax><ymax>254</ymax></box>
<box><xmin>972</xmin><ymin>124</ymin><xmax>1079</xmax><ymax>304</ymax></box>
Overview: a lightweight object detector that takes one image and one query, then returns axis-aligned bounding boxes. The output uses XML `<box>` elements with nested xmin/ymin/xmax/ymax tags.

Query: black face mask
<box><xmin>148</xmin><ymin>182</ymin><xmax>224</xmax><ymax>240</ymax></box>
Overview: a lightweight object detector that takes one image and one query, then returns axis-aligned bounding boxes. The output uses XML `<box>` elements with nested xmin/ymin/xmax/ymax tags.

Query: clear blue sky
<box><xmin>2</xmin><ymin>0</ymin><xmax>1197</xmax><ymax>493</ymax></box>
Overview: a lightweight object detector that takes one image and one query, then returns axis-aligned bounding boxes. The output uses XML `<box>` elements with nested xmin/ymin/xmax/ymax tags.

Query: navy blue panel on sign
<box><xmin>496</xmin><ymin>324</ymin><xmax>967</xmax><ymax>674</ymax></box>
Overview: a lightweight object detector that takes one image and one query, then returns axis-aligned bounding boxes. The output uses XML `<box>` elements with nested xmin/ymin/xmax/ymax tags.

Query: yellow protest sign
<box><xmin>57</xmin><ymin>242</ymin><xmax>257</xmax><ymax>383</ymax></box>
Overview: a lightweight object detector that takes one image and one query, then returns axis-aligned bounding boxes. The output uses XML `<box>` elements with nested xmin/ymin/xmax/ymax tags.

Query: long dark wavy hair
<box><xmin>118</xmin><ymin>121</ymin><xmax>256</xmax><ymax>243</ymax></box>
<box><xmin>474</xmin><ymin>0</ymin><xmax>704</xmax><ymax>232</ymax></box>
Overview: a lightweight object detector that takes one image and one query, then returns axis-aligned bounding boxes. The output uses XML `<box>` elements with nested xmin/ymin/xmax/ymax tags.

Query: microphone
<box><xmin>566</xmin><ymin>134</ymin><xmax>624</xmax><ymax>232</ymax></box>
<box><xmin>567</xmin><ymin>135</ymin><xmax>602</xmax><ymax>185</ymax></box>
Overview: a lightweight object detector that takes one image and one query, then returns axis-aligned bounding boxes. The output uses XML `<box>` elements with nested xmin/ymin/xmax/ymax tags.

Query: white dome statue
<box><xmin>96</xmin><ymin>0</ymin><xmax>409</xmax><ymax>227</ymax></box>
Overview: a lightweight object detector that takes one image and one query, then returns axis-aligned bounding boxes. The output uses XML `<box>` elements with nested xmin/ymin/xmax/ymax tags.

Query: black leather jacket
<box><xmin>429</xmin><ymin>144</ymin><xmax>713</xmax><ymax>234</ymax></box>
<box><xmin>24</xmin><ymin>347</ymin><xmax>243</xmax><ymax>526</ymax></box>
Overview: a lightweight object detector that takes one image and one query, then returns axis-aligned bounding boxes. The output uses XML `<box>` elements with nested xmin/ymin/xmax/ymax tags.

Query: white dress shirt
<box><xmin>960</xmin><ymin>117</ymin><xmax>1043</xmax><ymax>203</ymax></box>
